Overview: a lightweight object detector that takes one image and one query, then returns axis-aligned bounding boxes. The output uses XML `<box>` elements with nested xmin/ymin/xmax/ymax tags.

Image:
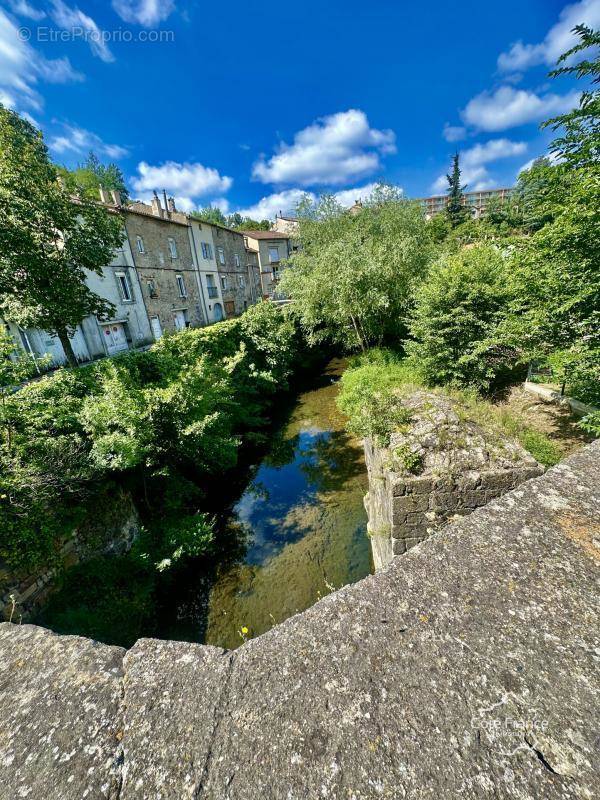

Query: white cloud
<box><xmin>430</xmin><ymin>138</ymin><xmax>527</xmax><ymax>193</ymax></box>
<box><xmin>461</xmin><ymin>86</ymin><xmax>580</xmax><ymax>132</ymax></box>
<box><xmin>7</xmin><ymin>0</ymin><xmax>45</xmax><ymax>20</ymax></box>
<box><xmin>0</xmin><ymin>8</ymin><xmax>82</xmax><ymax>111</ymax></box>
<box><xmin>112</xmin><ymin>0</ymin><xmax>175</xmax><ymax>26</ymax></box>
<box><xmin>49</xmin><ymin>123</ymin><xmax>129</xmax><ymax>159</ymax></box>
<box><xmin>49</xmin><ymin>0</ymin><xmax>114</xmax><ymax>62</ymax></box>
<box><xmin>252</xmin><ymin>109</ymin><xmax>396</xmax><ymax>186</ymax></box>
<box><xmin>236</xmin><ymin>189</ymin><xmax>312</xmax><ymax>220</ymax></box>
<box><xmin>235</xmin><ymin>183</ymin><xmax>397</xmax><ymax>220</ymax></box>
<box><xmin>443</xmin><ymin>124</ymin><xmax>467</xmax><ymax>142</ymax></box>
<box><xmin>498</xmin><ymin>0</ymin><xmax>600</xmax><ymax>73</ymax></box>
<box><xmin>131</xmin><ymin>161</ymin><xmax>233</xmax><ymax>208</ymax></box>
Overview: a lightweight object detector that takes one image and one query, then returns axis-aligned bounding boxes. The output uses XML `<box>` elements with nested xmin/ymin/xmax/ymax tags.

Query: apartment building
<box><xmin>123</xmin><ymin>193</ymin><xmax>205</xmax><ymax>338</ymax></box>
<box><xmin>421</xmin><ymin>188</ymin><xmax>512</xmax><ymax>220</ymax></box>
<box><xmin>244</xmin><ymin>231</ymin><xmax>292</xmax><ymax>299</ymax></box>
<box><xmin>272</xmin><ymin>213</ymin><xmax>299</xmax><ymax>235</ymax></box>
<box><xmin>188</xmin><ymin>217</ymin><xmax>226</xmax><ymax>322</ymax></box>
<box><xmin>211</xmin><ymin>223</ymin><xmax>260</xmax><ymax>317</ymax></box>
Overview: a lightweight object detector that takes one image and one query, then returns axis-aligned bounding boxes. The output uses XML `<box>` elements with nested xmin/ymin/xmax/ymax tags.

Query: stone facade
<box><xmin>211</xmin><ymin>224</ymin><xmax>260</xmax><ymax>317</ymax></box>
<box><xmin>364</xmin><ymin>392</ymin><xmax>544</xmax><ymax>569</ymax></box>
<box><xmin>244</xmin><ymin>231</ymin><xmax>292</xmax><ymax>299</ymax></box>
<box><xmin>124</xmin><ymin>199</ymin><xmax>205</xmax><ymax>336</ymax></box>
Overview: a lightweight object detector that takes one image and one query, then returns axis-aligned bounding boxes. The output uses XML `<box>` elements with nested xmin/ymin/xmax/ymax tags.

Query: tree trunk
<box><xmin>349</xmin><ymin>314</ymin><xmax>366</xmax><ymax>353</ymax></box>
<box><xmin>56</xmin><ymin>327</ymin><xmax>78</xmax><ymax>368</ymax></box>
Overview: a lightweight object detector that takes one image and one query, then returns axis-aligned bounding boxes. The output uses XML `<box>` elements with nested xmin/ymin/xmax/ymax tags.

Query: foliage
<box><xmin>279</xmin><ymin>185</ymin><xmax>434</xmax><ymax>352</ymax></box>
<box><xmin>337</xmin><ymin>352</ymin><xmax>563</xmax><ymax>466</ymax></box>
<box><xmin>189</xmin><ymin>205</ymin><xmax>228</xmax><ymax>225</ymax></box>
<box><xmin>543</xmin><ymin>25</ymin><xmax>600</xmax><ymax>171</ymax></box>
<box><xmin>445</xmin><ymin>153</ymin><xmax>471</xmax><ymax>227</ymax></box>
<box><xmin>0</xmin><ymin>107</ymin><xmax>125</xmax><ymax>366</ymax></box>
<box><xmin>407</xmin><ymin>245</ymin><xmax>513</xmax><ymax>390</ymax></box>
<box><xmin>0</xmin><ymin>303</ymin><xmax>306</xmax><ymax>572</ymax></box>
<box><xmin>189</xmin><ymin>208</ymin><xmax>271</xmax><ymax>231</ymax></box>
<box><xmin>58</xmin><ymin>152</ymin><xmax>129</xmax><ymax>202</ymax></box>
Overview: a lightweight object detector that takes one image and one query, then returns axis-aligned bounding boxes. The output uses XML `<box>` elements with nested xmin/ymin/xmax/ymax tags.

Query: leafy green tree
<box><xmin>407</xmin><ymin>245</ymin><xmax>513</xmax><ymax>390</ymax></box>
<box><xmin>0</xmin><ymin>106</ymin><xmax>124</xmax><ymax>367</ymax></box>
<box><xmin>279</xmin><ymin>186</ymin><xmax>434</xmax><ymax>351</ymax></box>
<box><xmin>543</xmin><ymin>24</ymin><xmax>600</xmax><ymax>171</ymax></box>
<box><xmin>226</xmin><ymin>213</ymin><xmax>270</xmax><ymax>231</ymax></box>
<box><xmin>0</xmin><ymin>329</ymin><xmax>46</xmax><ymax>450</ymax></box>
<box><xmin>445</xmin><ymin>153</ymin><xmax>471</xmax><ymax>227</ymax></box>
<box><xmin>58</xmin><ymin>152</ymin><xmax>129</xmax><ymax>202</ymax></box>
<box><xmin>190</xmin><ymin>205</ymin><xmax>227</xmax><ymax>225</ymax></box>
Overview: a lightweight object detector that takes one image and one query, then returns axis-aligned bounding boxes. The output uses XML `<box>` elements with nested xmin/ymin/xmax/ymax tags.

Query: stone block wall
<box><xmin>365</xmin><ymin>392</ymin><xmax>544</xmax><ymax>569</ymax></box>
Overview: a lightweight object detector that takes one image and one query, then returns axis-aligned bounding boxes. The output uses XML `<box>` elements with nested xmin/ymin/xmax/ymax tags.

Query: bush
<box><xmin>0</xmin><ymin>303</ymin><xmax>306</xmax><ymax>572</ymax></box>
<box><xmin>406</xmin><ymin>245</ymin><xmax>513</xmax><ymax>391</ymax></box>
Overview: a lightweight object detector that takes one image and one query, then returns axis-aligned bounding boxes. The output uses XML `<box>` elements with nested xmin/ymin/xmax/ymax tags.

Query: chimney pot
<box><xmin>99</xmin><ymin>185</ymin><xmax>109</xmax><ymax>204</ymax></box>
<box><xmin>151</xmin><ymin>191</ymin><xmax>163</xmax><ymax>217</ymax></box>
<box><xmin>167</xmin><ymin>196</ymin><xmax>176</xmax><ymax>213</ymax></box>
<box><xmin>111</xmin><ymin>189</ymin><xmax>122</xmax><ymax>206</ymax></box>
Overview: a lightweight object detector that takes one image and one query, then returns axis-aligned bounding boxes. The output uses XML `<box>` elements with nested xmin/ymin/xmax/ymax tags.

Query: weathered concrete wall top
<box><xmin>1</xmin><ymin>441</ymin><xmax>599</xmax><ymax>799</ymax></box>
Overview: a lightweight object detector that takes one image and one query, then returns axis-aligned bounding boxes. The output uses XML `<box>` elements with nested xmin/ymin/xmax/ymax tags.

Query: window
<box><xmin>168</xmin><ymin>237</ymin><xmax>178</xmax><ymax>259</ymax></box>
<box><xmin>176</xmin><ymin>274</ymin><xmax>187</xmax><ymax>298</ymax></box>
<box><xmin>221</xmin><ymin>275</ymin><xmax>228</xmax><ymax>291</ymax></box>
<box><xmin>146</xmin><ymin>279</ymin><xmax>158</xmax><ymax>298</ymax></box>
<box><xmin>268</xmin><ymin>246</ymin><xmax>280</xmax><ymax>263</ymax></box>
<box><xmin>238</xmin><ymin>275</ymin><xmax>245</xmax><ymax>288</ymax></box>
<box><xmin>115</xmin><ymin>271</ymin><xmax>132</xmax><ymax>302</ymax></box>
<box><xmin>206</xmin><ymin>274</ymin><xmax>218</xmax><ymax>298</ymax></box>
<box><xmin>201</xmin><ymin>241</ymin><xmax>213</xmax><ymax>260</ymax></box>
<box><xmin>136</xmin><ymin>236</ymin><xmax>145</xmax><ymax>254</ymax></box>
<box><xmin>234</xmin><ymin>253</ymin><xmax>241</xmax><ymax>268</ymax></box>
<box><xmin>217</xmin><ymin>246</ymin><xmax>225</xmax><ymax>265</ymax></box>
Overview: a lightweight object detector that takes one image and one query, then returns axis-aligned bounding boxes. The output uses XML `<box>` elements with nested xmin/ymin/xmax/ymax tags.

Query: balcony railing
<box><xmin>207</xmin><ymin>286</ymin><xmax>218</xmax><ymax>298</ymax></box>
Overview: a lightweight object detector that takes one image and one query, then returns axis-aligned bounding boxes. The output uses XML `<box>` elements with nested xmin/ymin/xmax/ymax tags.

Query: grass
<box><xmin>338</xmin><ymin>348</ymin><xmax>564</xmax><ymax>467</ymax></box>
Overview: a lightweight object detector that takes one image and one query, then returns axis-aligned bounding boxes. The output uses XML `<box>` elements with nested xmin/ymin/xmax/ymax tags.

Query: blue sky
<box><xmin>1</xmin><ymin>0</ymin><xmax>598</xmax><ymax>218</ymax></box>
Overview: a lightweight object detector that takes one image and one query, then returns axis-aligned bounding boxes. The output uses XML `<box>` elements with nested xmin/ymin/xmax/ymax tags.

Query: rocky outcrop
<box><xmin>364</xmin><ymin>392</ymin><xmax>544</xmax><ymax>568</ymax></box>
<box><xmin>0</xmin><ymin>441</ymin><xmax>599</xmax><ymax>799</ymax></box>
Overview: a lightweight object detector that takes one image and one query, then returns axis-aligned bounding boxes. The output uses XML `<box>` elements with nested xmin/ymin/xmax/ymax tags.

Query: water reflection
<box><xmin>203</xmin><ymin>358</ymin><xmax>371</xmax><ymax>650</ymax></box>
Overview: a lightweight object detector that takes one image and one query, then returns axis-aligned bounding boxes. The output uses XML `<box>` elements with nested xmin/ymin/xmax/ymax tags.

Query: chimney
<box><xmin>99</xmin><ymin>185</ymin><xmax>109</xmax><ymax>204</ymax></box>
<box><xmin>167</xmin><ymin>196</ymin><xmax>176</xmax><ymax>213</ymax></box>
<box><xmin>162</xmin><ymin>189</ymin><xmax>169</xmax><ymax>215</ymax></box>
<box><xmin>110</xmin><ymin>189</ymin><xmax>122</xmax><ymax>207</ymax></box>
<box><xmin>151</xmin><ymin>191</ymin><xmax>163</xmax><ymax>217</ymax></box>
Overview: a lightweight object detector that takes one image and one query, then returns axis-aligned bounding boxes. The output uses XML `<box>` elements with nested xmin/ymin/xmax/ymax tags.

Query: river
<box><xmin>158</xmin><ymin>357</ymin><xmax>372</xmax><ymax>649</ymax></box>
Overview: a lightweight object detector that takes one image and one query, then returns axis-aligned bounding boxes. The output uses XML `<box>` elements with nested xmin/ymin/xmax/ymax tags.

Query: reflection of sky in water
<box><xmin>233</xmin><ymin>427</ymin><xmax>330</xmax><ymax>565</ymax></box>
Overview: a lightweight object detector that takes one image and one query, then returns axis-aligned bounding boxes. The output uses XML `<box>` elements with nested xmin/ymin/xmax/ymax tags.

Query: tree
<box><xmin>407</xmin><ymin>245</ymin><xmax>513</xmax><ymax>390</ymax></box>
<box><xmin>190</xmin><ymin>205</ymin><xmax>227</xmax><ymax>225</ymax></box>
<box><xmin>543</xmin><ymin>25</ymin><xmax>600</xmax><ymax>171</ymax></box>
<box><xmin>445</xmin><ymin>153</ymin><xmax>470</xmax><ymax>227</ymax></box>
<box><xmin>58</xmin><ymin>152</ymin><xmax>129</xmax><ymax>201</ymax></box>
<box><xmin>0</xmin><ymin>106</ymin><xmax>125</xmax><ymax>366</ymax></box>
<box><xmin>0</xmin><ymin>329</ymin><xmax>46</xmax><ymax>450</ymax></box>
<box><xmin>227</xmin><ymin>214</ymin><xmax>270</xmax><ymax>231</ymax></box>
<box><xmin>279</xmin><ymin>186</ymin><xmax>434</xmax><ymax>351</ymax></box>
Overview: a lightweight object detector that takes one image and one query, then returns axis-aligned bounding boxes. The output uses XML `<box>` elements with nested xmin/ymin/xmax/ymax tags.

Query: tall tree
<box><xmin>445</xmin><ymin>153</ymin><xmax>470</xmax><ymax>227</ymax></box>
<box><xmin>543</xmin><ymin>25</ymin><xmax>600</xmax><ymax>171</ymax></box>
<box><xmin>0</xmin><ymin>106</ymin><xmax>124</xmax><ymax>367</ymax></box>
<box><xmin>59</xmin><ymin>152</ymin><xmax>129</xmax><ymax>202</ymax></box>
<box><xmin>279</xmin><ymin>186</ymin><xmax>434</xmax><ymax>351</ymax></box>
<box><xmin>190</xmin><ymin>205</ymin><xmax>227</xmax><ymax>225</ymax></box>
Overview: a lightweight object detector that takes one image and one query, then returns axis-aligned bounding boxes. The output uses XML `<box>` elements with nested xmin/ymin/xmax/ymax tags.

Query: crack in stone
<box><xmin>112</xmin><ymin>652</ymin><xmax>127</xmax><ymax>800</ymax></box>
<box><xmin>524</xmin><ymin>735</ymin><xmax>559</xmax><ymax>776</ymax></box>
<box><xmin>193</xmin><ymin>651</ymin><xmax>237</xmax><ymax>799</ymax></box>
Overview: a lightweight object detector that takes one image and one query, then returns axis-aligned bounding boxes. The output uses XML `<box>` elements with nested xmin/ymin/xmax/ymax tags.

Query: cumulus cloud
<box><xmin>49</xmin><ymin>0</ymin><xmax>114</xmax><ymax>62</ymax></box>
<box><xmin>498</xmin><ymin>0</ymin><xmax>600</xmax><ymax>73</ymax></box>
<box><xmin>443</xmin><ymin>124</ymin><xmax>467</xmax><ymax>142</ymax></box>
<box><xmin>7</xmin><ymin>0</ymin><xmax>45</xmax><ymax>20</ymax></box>
<box><xmin>430</xmin><ymin>138</ymin><xmax>527</xmax><ymax>193</ymax></box>
<box><xmin>461</xmin><ymin>86</ymin><xmax>580</xmax><ymax>132</ymax></box>
<box><xmin>112</xmin><ymin>0</ymin><xmax>175</xmax><ymax>26</ymax></box>
<box><xmin>235</xmin><ymin>183</ymin><xmax>396</xmax><ymax>220</ymax></box>
<box><xmin>49</xmin><ymin>123</ymin><xmax>129</xmax><ymax>159</ymax></box>
<box><xmin>252</xmin><ymin>109</ymin><xmax>396</xmax><ymax>187</ymax></box>
<box><xmin>0</xmin><ymin>7</ymin><xmax>82</xmax><ymax>111</ymax></box>
<box><xmin>131</xmin><ymin>161</ymin><xmax>233</xmax><ymax>208</ymax></box>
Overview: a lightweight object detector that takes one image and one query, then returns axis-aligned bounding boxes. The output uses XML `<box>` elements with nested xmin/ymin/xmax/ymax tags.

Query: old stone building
<box><xmin>211</xmin><ymin>224</ymin><xmax>260</xmax><ymax>317</ymax></box>
<box><xmin>123</xmin><ymin>194</ymin><xmax>205</xmax><ymax>337</ymax></box>
<box><xmin>244</xmin><ymin>231</ymin><xmax>292</xmax><ymax>299</ymax></box>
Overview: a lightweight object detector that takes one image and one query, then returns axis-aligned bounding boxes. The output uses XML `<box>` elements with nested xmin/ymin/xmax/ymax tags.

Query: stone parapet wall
<box><xmin>364</xmin><ymin>392</ymin><xmax>544</xmax><ymax>569</ymax></box>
